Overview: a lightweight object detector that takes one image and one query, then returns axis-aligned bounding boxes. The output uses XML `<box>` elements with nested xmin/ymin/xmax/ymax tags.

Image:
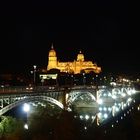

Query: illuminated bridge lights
<box><xmin>97</xmin><ymin>99</ymin><xmax>103</xmax><ymax>105</ymax></box>
<box><xmin>79</xmin><ymin>114</ymin><xmax>96</xmax><ymax>122</ymax></box>
<box><xmin>0</xmin><ymin>85</ymin><xmax>138</xmax><ymax>126</ymax></box>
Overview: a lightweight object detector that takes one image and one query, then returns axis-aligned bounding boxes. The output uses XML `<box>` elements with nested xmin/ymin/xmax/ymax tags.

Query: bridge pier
<box><xmin>57</xmin><ymin>88</ymin><xmax>69</xmax><ymax>110</ymax></box>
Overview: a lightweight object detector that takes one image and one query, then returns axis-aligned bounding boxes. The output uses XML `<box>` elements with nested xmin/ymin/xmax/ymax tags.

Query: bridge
<box><xmin>0</xmin><ymin>85</ymin><xmax>137</xmax><ymax>118</ymax></box>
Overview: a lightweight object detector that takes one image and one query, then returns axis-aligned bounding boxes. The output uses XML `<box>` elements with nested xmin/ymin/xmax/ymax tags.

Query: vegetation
<box><xmin>0</xmin><ymin>116</ymin><xmax>24</xmax><ymax>140</ymax></box>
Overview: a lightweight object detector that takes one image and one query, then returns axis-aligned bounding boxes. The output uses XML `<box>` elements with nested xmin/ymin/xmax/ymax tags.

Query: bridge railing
<box><xmin>0</xmin><ymin>86</ymin><xmax>62</xmax><ymax>94</ymax></box>
<box><xmin>0</xmin><ymin>86</ymin><xmax>43</xmax><ymax>94</ymax></box>
<box><xmin>0</xmin><ymin>85</ymin><xmax>135</xmax><ymax>94</ymax></box>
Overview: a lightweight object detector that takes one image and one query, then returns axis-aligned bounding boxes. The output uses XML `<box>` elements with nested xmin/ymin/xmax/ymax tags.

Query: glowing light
<box><xmin>24</xmin><ymin>124</ymin><xmax>28</xmax><ymax>130</ymax></box>
<box><xmin>108</xmin><ymin>92</ymin><xmax>112</xmax><ymax>97</ymax></box>
<box><xmin>127</xmin><ymin>98</ymin><xmax>132</xmax><ymax>102</ymax></box>
<box><xmin>80</xmin><ymin>115</ymin><xmax>83</xmax><ymax>119</ymax></box>
<box><xmin>132</xmin><ymin>89</ymin><xmax>136</xmax><ymax>94</ymax></box>
<box><xmin>33</xmin><ymin>65</ymin><xmax>37</xmax><ymax>69</ymax></box>
<box><xmin>115</xmin><ymin>106</ymin><xmax>119</xmax><ymax>112</ymax></box>
<box><xmin>103</xmin><ymin>107</ymin><xmax>107</xmax><ymax>111</ymax></box>
<box><xmin>98</xmin><ymin>112</ymin><xmax>102</xmax><ymax>118</ymax></box>
<box><xmin>104</xmin><ymin>113</ymin><xmax>108</xmax><ymax>119</ymax></box>
<box><xmin>124</xmin><ymin>103</ymin><xmax>127</xmax><ymax>107</ymax></box>
<box><xmin>99</xmin><ymin>107</ymin><xmax>102</xmax><ymax>111</ymax></box>
<box><xmin>133</xmin><ymin>100</ymin><xmax>135</xmax><ymax>103</ymax></box>
<box><xmin>122</xmin><ymin>93</ymin><xmax>126</xmax><ymax>97</ymax></box>
<box><xmin>85</xmin><ymin>115</ymin><xmax>90</xmax><ymax>120</ymax></box>
<box><xmin>108</xmin><ymin>107</ymin><xmax>112</xmax><ymax>112</ymax></box>
<box><xmin>66</xmin><ymin>93</ymin><xmax>69</xmax><ymax>102</ymax></box>
<box><xmin>84</xmin><ymin>126</ymin><xmax>87</xmax><ymax>130</ymax></box>
<box><xmin>110</xmin><ymin>82</ymin><xmax>116</xmax><ymax>86</ymax></box>
<box><xmin>23</xmin><ymin>103</ymin><xmax>30</xmax><ymax>112</ymax></box>
<box><xmin>112</xmin><ymin>95</ymin><xmax>117</xmax><ymax>99</ymax></box>
<box><xmin>97</xmin><ymin>99</ymin><xmax>103</xmax><ymax>105</ymax></box>
<box><xmin>103</xmin><ymin>93</ymin><xmax>107</xmax><ymax>96</ymax></box>
<box><xmin>127</xmin><ymin>91</ymin><xmax>132</xmax><ymax>95</ymax></box>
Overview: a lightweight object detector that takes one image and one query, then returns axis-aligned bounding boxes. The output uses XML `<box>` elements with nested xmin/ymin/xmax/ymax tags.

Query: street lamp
<box><xmin>71</xmin><ymin>74</ymin><xmax>74</xmax><ymax>86</ymax></box>
<box><xmin>83</xmin><ymin>73</ymin><xmax>86</xmax><ymax>86</ymax></box>
<box><xmin>33</xmin><ymin>65</ymin><xmax>37</xmax><ymax>85</ymax></box>
<box><xmin>40</xmin><ymin>76</ymin><xmax>43</xmax><ymax>86</ymax></box>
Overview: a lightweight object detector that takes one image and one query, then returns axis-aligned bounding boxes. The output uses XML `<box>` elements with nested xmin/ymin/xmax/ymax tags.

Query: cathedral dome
<box><xmin>77</xmin><ymin>51</ymin><xmax>84</xmax><ymax>61</ymax></box>
<box><xmin>49</xmin><ymin>45</ymin><xmax>56</xmax><ymax>57</ymax></box>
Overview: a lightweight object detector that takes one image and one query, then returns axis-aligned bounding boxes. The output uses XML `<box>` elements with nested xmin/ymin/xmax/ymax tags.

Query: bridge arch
<box><xmin>112</xmin><ymin>88</ymin><xmax>121</xmax><ymax>95</ymax></box>
<box><xmin>98</xmin><ymin>89</ymin><xmax>112</xmax><ymax>98</ymax></box>
<box><xmin>0</xmin><ymin>96</ymin><xmax>64</xmax><ymax>116</ymax></box>
<box><xmin>66</xmin><ymin>90</ymin><xmax>97</xmax><ymax>107</ymax></box>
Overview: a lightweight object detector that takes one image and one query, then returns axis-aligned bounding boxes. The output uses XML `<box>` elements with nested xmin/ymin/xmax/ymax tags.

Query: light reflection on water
<box><xmin>73</xmin><ymin>96</ymin><xmax>137</xmax><ymax>126</ymax></box>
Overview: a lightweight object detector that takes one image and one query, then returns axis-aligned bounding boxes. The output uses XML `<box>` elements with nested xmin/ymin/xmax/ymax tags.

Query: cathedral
<box><xmin>47</xmin><ymin>45</ymin><xmax>101</xmax><ymax>74</ymax></box>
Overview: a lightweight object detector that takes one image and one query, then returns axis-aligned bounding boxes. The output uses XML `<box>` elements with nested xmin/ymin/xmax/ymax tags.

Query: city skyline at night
<box><xmin>1</xmin><ymin>2</ymin><xmax>140</xmax><ymax>140</ymax></box>
<box><xmin>0</xmin><ymin>1</ymin><xmax>137</xmax><ymax>76</ymax></box>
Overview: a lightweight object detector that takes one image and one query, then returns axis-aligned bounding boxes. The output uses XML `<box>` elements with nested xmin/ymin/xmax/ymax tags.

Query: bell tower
<box><xmin>47</xmin><ymin>44</ymin><xmax>57</xmax><ymax>70</ymax></box>
<box><xmin>77</xmin><ymin>51</ymin><xmax>84</xmax><ymax>62</ymax></box>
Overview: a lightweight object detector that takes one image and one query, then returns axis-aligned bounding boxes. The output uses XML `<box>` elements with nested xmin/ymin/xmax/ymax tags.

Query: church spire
<box><xmin>77</xmin><ymin>50</ymin><xmax>84</xmax><ymax>61</ymax></box>
<box><xmin>47</xmin><ymin>43</ymin><xmax>57</xmax><ymax>70</ymax></box>
<box><xmin>51</xmin><ymin>43</ymin><xmax>54</xmax><ymax>49</ymax></box>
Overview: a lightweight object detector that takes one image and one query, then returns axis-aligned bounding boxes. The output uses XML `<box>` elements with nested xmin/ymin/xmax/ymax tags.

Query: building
<box><xmin>47</xmin><ymin>44</ymin><xmax>101</xmax><ymax>74</ymax></box>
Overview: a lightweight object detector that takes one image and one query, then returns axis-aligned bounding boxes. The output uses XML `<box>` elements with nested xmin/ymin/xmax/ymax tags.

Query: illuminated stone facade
<box><xmin>47</xmin><ymin>45</ymin><xmax>101</xmax><ymax>74</ymax></box>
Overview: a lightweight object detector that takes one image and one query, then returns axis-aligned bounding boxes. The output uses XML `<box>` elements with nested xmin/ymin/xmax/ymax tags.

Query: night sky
<box><xmin>0</xmin><ymin>1</ymin><xmax>138</xmax><ymax>75</ymax></box>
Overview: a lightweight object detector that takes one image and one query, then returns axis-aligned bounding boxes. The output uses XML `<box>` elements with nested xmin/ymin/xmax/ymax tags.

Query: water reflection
<box><xmin>72</xmin><ymin>88</ymin><xmax>137</xmax><ymax>126</ymax></box>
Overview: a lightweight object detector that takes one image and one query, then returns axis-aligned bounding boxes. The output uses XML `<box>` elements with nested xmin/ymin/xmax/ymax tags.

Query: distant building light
<box><xmin>39</xmin><ymin>74</ymin><xmax>58</xmax><ymax>80</ymax></box>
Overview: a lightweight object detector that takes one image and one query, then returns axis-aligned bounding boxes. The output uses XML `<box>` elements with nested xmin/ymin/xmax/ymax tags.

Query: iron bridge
<box><xmin>0</xmin><ymin>85</ymin><xmax>136</xmax><ymax>116</ymax></box>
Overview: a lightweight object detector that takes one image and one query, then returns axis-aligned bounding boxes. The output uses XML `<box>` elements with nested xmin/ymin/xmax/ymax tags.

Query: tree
<box><xmin>0</xmin><ymin>116</ymin><xmax>24</xmax><ymax>140</ymax></box>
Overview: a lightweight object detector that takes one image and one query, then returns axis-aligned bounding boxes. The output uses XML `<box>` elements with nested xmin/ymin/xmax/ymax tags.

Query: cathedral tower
<box><xmin>77</xmin><ymin>51</ymin><xmax>84</xmax><ymax>61</ymax></box>
<box><xmin>46</xmin><ymin>45</ymin><xmax>101</xmax><ymax>74</ymax></box>
<box><xmin>47</xmin><ymin>44</ymin><xmax>57</xmax><ymax>70</ymax></box>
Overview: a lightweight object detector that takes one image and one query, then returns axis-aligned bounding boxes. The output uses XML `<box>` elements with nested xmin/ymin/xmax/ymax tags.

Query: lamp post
<box><xmin>83</xmin><ymin>73</ymin><xmax>86</xmax><ymax>86</ymax></box>
<box><xmin>33</xmin><ymin>65</ymin><xmax>37</xmax><ymax>86</ymax></box>
<box><xmin>41</xmin><ymin>76</ymin><xmax>44</xmax><ymax>86</ymax></box>
<box><xmin>71</xmin><ymin>74</ymin><xmax>73</xmax><ymax>86</ymax></box>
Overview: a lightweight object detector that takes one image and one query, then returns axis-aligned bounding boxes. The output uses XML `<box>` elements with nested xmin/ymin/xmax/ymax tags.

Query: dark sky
<box><xmin>0</xmin><ymin>1</ymin><xmax>138</xmax><ymax>75</ymax></box>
